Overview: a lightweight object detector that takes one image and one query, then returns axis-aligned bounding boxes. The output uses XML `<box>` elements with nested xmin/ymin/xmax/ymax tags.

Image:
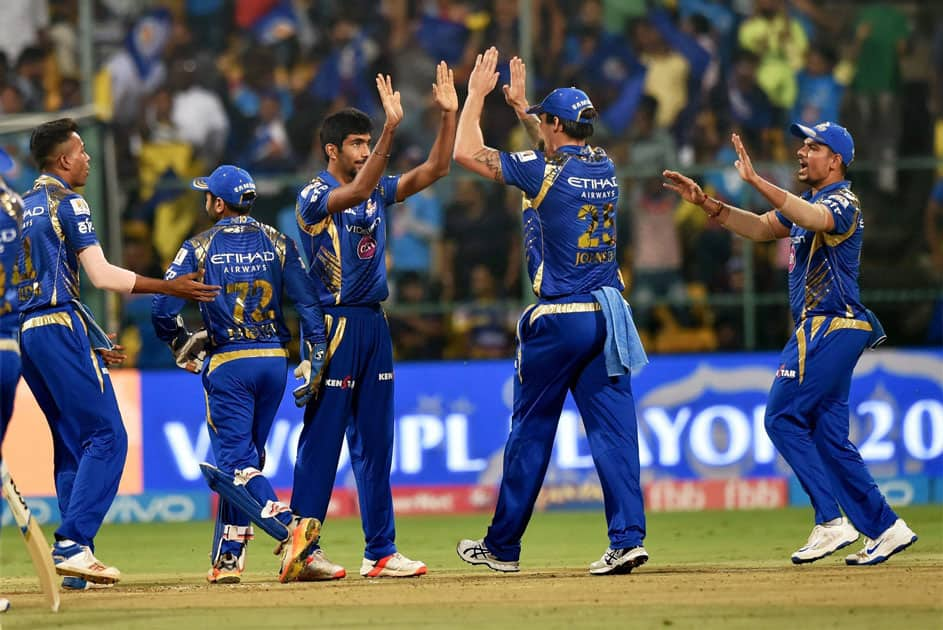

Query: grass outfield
<box><xmin>1</xmin><ymin>506</ymin><xmax>941</xmax><ymax>629</ymax></box>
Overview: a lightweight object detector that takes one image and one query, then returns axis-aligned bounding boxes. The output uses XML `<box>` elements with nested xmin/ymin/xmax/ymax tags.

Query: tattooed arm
<box><xmin>454</xmin><ymin>47</ymin><xmax>505</xmax><ymax>183</ymax></box>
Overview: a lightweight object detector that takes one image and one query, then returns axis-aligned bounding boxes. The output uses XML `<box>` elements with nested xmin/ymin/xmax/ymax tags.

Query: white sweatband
<box><xmin>78</xmin><ymin>244</ymin><xmax>137</xmax><ymax>293</ymax></box>
<box><xmin>779</xmin><ymin>191</ymin><xmax>833</xmax><ymax>231</ymax></box>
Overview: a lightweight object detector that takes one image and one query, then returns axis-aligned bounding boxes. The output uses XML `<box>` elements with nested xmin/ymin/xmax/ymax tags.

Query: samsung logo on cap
<box><xmin>233</xmin><ymin>182</ymin><xmax>255</xmax><ymax>193</ymax></box>
<box><xmin>571</xmin><ymin>98</ymin><xmax>592</xmax><ymax>110</ymax></box>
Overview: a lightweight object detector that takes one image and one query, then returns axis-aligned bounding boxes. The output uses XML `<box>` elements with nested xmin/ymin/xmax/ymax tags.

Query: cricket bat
<box><xmin>1</xmin><ymin>461</ymin><xmax>60</xmax><ymax>612</ymax></box>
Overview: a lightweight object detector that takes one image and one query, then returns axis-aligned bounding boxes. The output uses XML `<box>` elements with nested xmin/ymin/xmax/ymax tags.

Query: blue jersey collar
<box><xmin>802</xmin><ymin>179</ymin><xmax>850</xmax><ymax>202</ymax></box>
<box><xmin>318</xmin><ymin>170</ymin><xmax>340</xmax><ymax>188</ymax></box>
<box><xmin>217</xmin><ymin>214</ymin><xmax>258</xmax><ymax>227</ymax></box>
<box><xmin>554</xmin><ymin>144</ymin><xmax>591</xmax><ymax>157</ymax></box>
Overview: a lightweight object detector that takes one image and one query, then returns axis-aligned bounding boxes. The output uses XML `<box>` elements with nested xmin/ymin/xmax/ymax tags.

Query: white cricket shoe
<box><xmin>791</xmin><ymin>518</ymin><xmax>859</xmax><ymax>564</ymax></box>
<box><xmin>52</xmin><ymin>541</ymin><xmax>121</xmax><ymax>584</ymax></box>
<box><xmin>298</xmin><ymin>548</ymin><xmax>346</xmax><ymax>581</ymax></box>
<box><xmin>845</xmin><ymin>519</ymin><xmax>918</xmax><ymax>566</ymax></box>
<box><xmin>360</xmin><ymin>552</ymin><xmax>427</xmax><ymax>577</ymax></box>
<box><xmin>589</xmin><ymin>546</ymin><xmax>649</xmax><ymax>575</ymax></box>
<box><xmin>456</xmin><ymin>538</ymin><xmax>520</xmax><ymax>573</ymax></box>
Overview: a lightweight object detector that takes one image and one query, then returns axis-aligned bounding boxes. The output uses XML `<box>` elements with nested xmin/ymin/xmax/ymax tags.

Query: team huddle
<box><xmin>0</xmin><ymin>48</ymin><xmax>918</xmax><ymax>596</ymax></box>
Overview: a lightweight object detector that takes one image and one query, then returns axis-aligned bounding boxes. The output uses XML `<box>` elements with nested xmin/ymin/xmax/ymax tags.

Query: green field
<box><xmin>1</xmin><ymin>506</ymin><xmax>941</xmax><ymax>629</ymax></box>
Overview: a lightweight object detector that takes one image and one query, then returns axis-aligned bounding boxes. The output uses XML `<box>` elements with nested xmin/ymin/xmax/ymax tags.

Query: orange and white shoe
<box><xmin>297</xmin><ymin>549</ymin><xmax>346</xmax><ymax>581</ymax></box>
<box><xmin>207</xmin><ymin>551</ymin><xmax>244</xmax><ymax>584</ymax></box>
<box><xmin>360</xmin><ymin>552</ymin><xmax>427</xmax><ymax>578</ymax></box>
<box><xmin>276</xmin><ymin>517</ymin><xmax>321</xmax><ymax>583</ymax></box>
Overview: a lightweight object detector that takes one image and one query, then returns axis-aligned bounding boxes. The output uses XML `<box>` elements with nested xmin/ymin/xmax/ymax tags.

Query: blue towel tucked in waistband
<box><xmin>590</xmin><ymin>287</ymin><xmax>648</xmax><ymax>377</ymax></box>
<box><xmin>72</xmin><ymin>300</ymin><xmax>115</xmax><ymax>351</ymax></box>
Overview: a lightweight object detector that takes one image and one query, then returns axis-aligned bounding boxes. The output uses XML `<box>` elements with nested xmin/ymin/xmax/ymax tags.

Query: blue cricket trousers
<box><xmin>19</xmin><ymin>306</ymin><xmax>127</xmax><ymax>548</ymax></box>
<box><xmin>291</xmin><ymin>304</ymin><xmax>396</xmax><ymax>561</ymax></box>
<box><xmin>202</xmin><ymin>347</ymin><xmax>291</xmax><ymax>544</ymax></box>
<box><xmin>0</xmin><ymin>337</ymin><xmax>19</xmax><ymax>446</ymax></box>
<box><xmin>765</xmin><ymin>317</ymin><xmax>897</xmax><ymax>539</ymax></box>
<box><xmin>485</xmin><ymin>297</ymin><xmax>646</xmax><ymax>562</ymax></box>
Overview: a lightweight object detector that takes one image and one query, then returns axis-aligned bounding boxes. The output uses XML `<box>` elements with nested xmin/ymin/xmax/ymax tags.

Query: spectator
<box><xmin>388</xmin><ymin>271</ymin><xmax>447</xmax><ymax>361</ymax></box>
<box><xmin>791</xmin><ymin>45</ymin><xmax>846</xmax><ymax>128</ymax></box>
<box><xmin>738</xmin><ymin>0</ymin><xmax>808</xmax><ymax>112</ymax></box>
<box><xmin>449</xmin><ymin>264</ymin><xmax>516</xmax><ymax>359</ymax></box>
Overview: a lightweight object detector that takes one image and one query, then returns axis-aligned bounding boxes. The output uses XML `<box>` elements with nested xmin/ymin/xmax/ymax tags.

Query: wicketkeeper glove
<box><xmin>293</xmin><ymin>341</ymin><xmax>327</xmax><ymax>407</ymax></box>
<box><xmin>169</xmin><ymin>314</ymin><xmax>209</xmax><ymax>374</ymax></box>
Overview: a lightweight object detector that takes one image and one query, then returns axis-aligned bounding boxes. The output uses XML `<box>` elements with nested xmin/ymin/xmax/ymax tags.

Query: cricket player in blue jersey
<box><xmin>153</xmin><ymin>165</ymin><xmax>326</xmax><ymax>584</ymax></box>
<box><xmin>663</xmin><ymin>122</ymin><xmax>918</xmax><ymax>566</ymax></box>
<box><xmin>16</xmin><ymin>119</ymin><xmax>218</xmax><ymax>585</ymax></box>
<box><xmin>453</xmin><ymin>49</ymin><xmax>649</xmax><ymax>575</ymax></box>
<box><xmin>0</xmin><ymin>148</ymin><xmax>22</xmax><ymax>453</ymax></box>
<box><xmin>289</xmin><ymin>64</ymin><xmax>457</xmax><ymax>580</ymax></box>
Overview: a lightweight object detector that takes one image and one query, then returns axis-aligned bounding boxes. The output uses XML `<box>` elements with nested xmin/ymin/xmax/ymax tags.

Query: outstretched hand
<box><xmin>662</xmin><ymin>170</ymin><xmax>707</xmax><ymax>206</ymax></box>
<box><xmin>502</xmin><ymin>56</ymin><xmax>529</xmax><ymax>114</ymax></box>
<box><xmin>468</xmin><ymin>47</ymin><xmax>500</xmax><ymax>97</ymax></box>
<box><xmin>168</xmin><ymin>271</ymin><xmax>221</xmax><ymax>302</ymax></box>
<box><xmin>376</xmin><ymin>73</ymin><xmax>404</xmax><ymax>129</ymax></box>
<box><xmin>731</xmin><ymin>133</ymin><xmax>758</xmax><ymax>184</ymax></box>
<box><xmin>432</xmin><ymin>61</ymin><xmax>458</xmax><ymax>113</ymax></box>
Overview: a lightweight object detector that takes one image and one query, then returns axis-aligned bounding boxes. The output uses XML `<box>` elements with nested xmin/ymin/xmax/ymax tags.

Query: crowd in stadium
<box><xmin>0</xmin><ymin>0</ymin><xmax>939</xmax><ymax>365</ymax></box>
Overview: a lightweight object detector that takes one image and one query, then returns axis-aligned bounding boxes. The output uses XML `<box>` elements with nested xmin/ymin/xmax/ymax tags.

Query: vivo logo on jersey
<box><xmin>566</xmin><ymin>176</ymin><xmax>618</xmax><ymax>189</ymax></box>
<box><xmin>209</xmin><ymin>252</ymin><xmax>276</xmax><ymax>265</ymax></box>
<box><xmin>346</xmin><ymin>217</ymin><xmax>382</xmax><ymax>235</ymax></box>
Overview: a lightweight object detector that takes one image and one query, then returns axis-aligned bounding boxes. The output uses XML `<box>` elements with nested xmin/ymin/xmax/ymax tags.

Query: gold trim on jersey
<box><xmin>296</xmin><ymin>178</ymin><xmax>332</xmax><ymax>236</ymax></box>
<box><xmin>206</xmin><ymin>348</ymin><xmax>289</xmax><ymax>375</ymax></box>
<box><xmin>324</xmin><ymin>314</ymin><xmax>347</xmax><ymax>361</ymax></box>
<box><xmin>823</xmin><ymin>208</ymin><xmax>860</xmax><ymax>248</ymax></box>
<box><xmin>516</xmin><ymin>305</ymin><xmax>537</xmax><ymax>384</ymax></box>
<box><xmin>88</xmin><ymin>347</ymin><xmax>105</xmax><ymax>392</ymax></box>
<box><xmin>0</xmin><ymin>338</ymin><xmax>19</xmax><ymax>354</ymax></box>
<box><xmin>188</xmin><ymin>226</ymin><xmax>224</xmax><ymax>273</ymax></box>
<box><xmin>526</xmin><ymin>158</ymin><xmax>570</xmax><ymax>211</ymax></box>
<box><xmin>325</xmin><ymin>218</ymin><xmax>342</xmax><ymax>304</ymax></box>
<box><xmin>259</xmin><ymin>223</ymin><xmax>288</xmax><ymax>266</ymax></box>
<box><xmin>796</xmin><ymin>325</ymin><xmax>808</xmax><ymax>384</ymax></box>
<box><xmin>532</xmin><ymin>261</ymin><xmax>544</xmax><ymax>296</ymax></box>
<box><xmin>825</xmin><ymin>317</ymin><xmax>872</xmax><ymax>336</ymax></box>
<box><xmin>809</xmin><ymin>315</ymin><xmax>827</xmax><ymax>341</ymax></box>
<box><xmin>21</xmin><ymin>311</ymin><xmax>73</xmax><ymax>332</ymax></box>
<box><xmin>528</xmin><ymin>301</ymin><xmax>601</xmax><ymax>326</ymax></box>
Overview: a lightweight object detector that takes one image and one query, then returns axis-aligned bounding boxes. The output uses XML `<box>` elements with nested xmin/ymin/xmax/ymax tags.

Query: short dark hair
<box><xmin>207</xmin><ymin>191</ymin><xmax>254</xmax><ymax>216</ymax></box>
<box><xmin>30</xmin><ymin>118</ymin><xmax>79</xmax><ymax>170</ymax></box>
<box><xmin>320</xmin><ymin>108</ymin><xmax>373</xmax><ymax>161</ymax></box>
<box><xmin>543</xmin><ymin>109</ymin><xmax>596</xmax><ymax>141</ymax></box>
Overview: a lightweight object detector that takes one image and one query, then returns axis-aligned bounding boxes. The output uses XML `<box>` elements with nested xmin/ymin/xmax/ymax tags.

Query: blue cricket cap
<box><xmin>192</xmin><ymin>165</ymin><xmax>257</xmax><ymax>208</ymax></box>
<box><xmin>789</xmin><ymin>121</ymin><xmax>855</xmax><ymax>166</ymax></box>
<box><xmin>0</xmin><ymin>147</ymin><xmax>13</xmax><ymax>173</ymax></box>
<box><xmin>526</xmin><ymin>87</ymin><xmax>595</xmax><ymax>123</ymax></box>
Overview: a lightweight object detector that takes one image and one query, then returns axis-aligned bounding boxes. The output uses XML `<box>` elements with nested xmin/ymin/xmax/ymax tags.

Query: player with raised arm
<box><xmin>152</xmin><ymin>165</ymin><xmax>326</xmax><ymax>584</ymax></box>
<box><xmin>453</xmin><ymin>48</ymin><xmax>649</xmax><ymax>575</ymax></box>
<box><xmin>15</xmin><ymin>118</ymin><xmax>219</xmax><ymax>586</ymax></box>
<box><xmin>663</xmin><ymin>122</ymin><xmax>918</xmax><ymax>565</ymax></box>
<box><xmin>288</xmin><ymin>63</ymin><xmax>457</xmax><ymax>581</ymax></box>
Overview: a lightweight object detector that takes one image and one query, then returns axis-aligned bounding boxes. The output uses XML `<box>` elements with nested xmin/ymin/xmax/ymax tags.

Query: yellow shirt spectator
<box><xmin>738</xmin><ymin>13</ymin><xmax>808</xmax><ymax>109</ymax></box>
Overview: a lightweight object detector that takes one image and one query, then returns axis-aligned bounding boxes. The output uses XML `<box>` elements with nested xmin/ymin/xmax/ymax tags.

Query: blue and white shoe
<box><xmin>589</xmin><ymin>546</ymin><xmax>649</xmax><ymax>575</ymax></box>
<box><xmin>52</xmin><ymin>540</ymin><xmax>121</xmax><ymax>584</ymax></box>
<box><xmin>61</xmin><ymin>576</ymin><xmax>115</xmax><ymax>590</ymax></box>
<box><xmin>845</xmin><ymin>519</ymin><xmax>918</xmax><ymax>566</ymax></box>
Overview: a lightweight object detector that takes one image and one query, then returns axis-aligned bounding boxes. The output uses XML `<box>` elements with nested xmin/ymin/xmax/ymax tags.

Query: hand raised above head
<box><xmin>376</xmin><ymin>73</ymin><xmax>404</xmax><ymax>129</ymax></box>
<box><xmin>467</xmin><ymin>47</ymin><xmax>500</xmax><ymax>96</ymax></box>
<box><xmin>502</xmin><ymin>56</ymin><xmax>529</xmax><ymax>114</ymax></box>
<box><xmin>731</xmin><ymin>133</ymin><xmax>758</xmax><ymax>185</ymax></box>
<box><xmin>432</xmin><ymin>61</ymin><xmax>458</xmax><ymax>113</ymax></box>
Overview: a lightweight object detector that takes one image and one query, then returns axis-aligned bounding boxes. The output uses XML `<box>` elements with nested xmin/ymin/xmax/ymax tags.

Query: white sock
<box><xmin>56</xmin><ymin>538</ymin><xmax>77</xmax><ymax>547</ymax></box>
<box><xmin>823</xmin><ymin>518</ymin><xmax>843</xmax><ymax>527</ymax></box>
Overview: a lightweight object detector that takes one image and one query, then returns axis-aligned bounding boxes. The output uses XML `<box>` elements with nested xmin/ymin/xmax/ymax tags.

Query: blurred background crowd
<box><xmin>0</xmin><ymin>0</ymin><xmax>940</xmax><ymax>367</ymax></box>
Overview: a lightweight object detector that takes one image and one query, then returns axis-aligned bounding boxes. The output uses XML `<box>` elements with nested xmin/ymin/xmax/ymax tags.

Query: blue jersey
<box><xmin>499</xmin><ymin>145</ymin><xmax>623</xmax><ymax>299</ymax></box>
<box><xmin>152</xmin><ymin>215</ymin><xmax>326</xmax><ymax>349</ymax></box>
<box><xmin>0</xmin><ymin>178</ymin><xmax>23</xmax><ymax>338</ymax></box>
<box><xmin>295</xmin><ymin>171</ymin><xmax>400</xmax><ymax>306</ymax></box>
<box><xmin>775</xmin><ymin>180</ymin><xmax>865</xmax><ymax>323</ymax></box>
<box><xmin>16</xmin><ymin>174</ymin><xmax>98</xmax><ymax>314</ymax></box>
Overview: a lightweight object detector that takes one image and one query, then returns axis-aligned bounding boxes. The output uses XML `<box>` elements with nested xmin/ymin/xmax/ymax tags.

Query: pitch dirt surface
<box><xmin>1</xmin><ymin>508</ymin><xmax>941</xmax><ymax>628</ymax></box>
